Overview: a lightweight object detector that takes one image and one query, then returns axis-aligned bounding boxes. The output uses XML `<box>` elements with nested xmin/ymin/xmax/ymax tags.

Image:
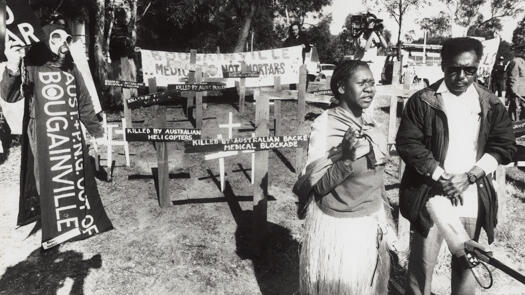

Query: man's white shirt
<box><xmin>431</xmin><ymin>82</ymin><xmax>498</xmax><ymax>217</ymax></box>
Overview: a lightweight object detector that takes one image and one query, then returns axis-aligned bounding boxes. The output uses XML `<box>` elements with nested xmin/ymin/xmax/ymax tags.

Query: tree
<box><xmin>419</xmin><ymin>11</ymin><xmax>451</xmax><ymax>38</ymax></box>
<box><xmin>467</xmin><ymin>15</ymin><xmax>502</xmax><ymax>39</ymax></box>
<box><xmin>512</xmin><ymin>16</ymin><xmax>525</xmax><ymax>50</ymax></box>
<box><xmin>135</xmin><ymin>0</ymin><xmax>330</xmax><ymax>53</ymax></box>
<box><xmin>441</xmin><ymin>0</ymin><xmax>524</xmax><ymax>37</ymax></box>
<box><xmin>496</xmin><ymin>40</ymin><xmax>513</xmax><ymax>61</ymax></box>
<box><xmin>369</xmin><ymin>0</ymin><xmax>428</xmax><ymax>59</ymax></box>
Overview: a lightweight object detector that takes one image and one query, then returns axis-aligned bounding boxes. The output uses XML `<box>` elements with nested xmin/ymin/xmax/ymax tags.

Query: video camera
<box><xmin>350</xmin><ymin>13</ymin><xmax>384</xmax><ymax>38</ymax></box>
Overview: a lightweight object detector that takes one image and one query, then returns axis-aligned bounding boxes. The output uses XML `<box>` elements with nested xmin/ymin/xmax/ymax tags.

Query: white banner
<box><xmin>478</xmin><ymin>37</ymin><xmax>500</xmax><ymax>83</ymax></box>
<box><xmin>140</xmin><ymin>46</ymin><xmax>304</xmax><ymax>88</ymax></box>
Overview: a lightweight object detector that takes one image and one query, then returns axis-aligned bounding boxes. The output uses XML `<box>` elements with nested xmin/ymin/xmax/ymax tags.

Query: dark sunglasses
<box><xmin>445</xmin><ymin>66</ymin><xmax>478</xmax><ymax>76</ymax></box>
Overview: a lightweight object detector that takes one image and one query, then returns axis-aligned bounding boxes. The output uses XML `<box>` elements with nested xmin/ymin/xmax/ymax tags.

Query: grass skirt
<box><xmin>299</xmin><ymin>202</ymin><xmax>390</xmax><ymax>295</ymax></box>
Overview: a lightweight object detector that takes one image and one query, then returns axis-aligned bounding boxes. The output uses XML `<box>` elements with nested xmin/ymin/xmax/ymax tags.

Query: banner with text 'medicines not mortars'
<box><xmin>140</xmin><ymin>46</ymin><xmax>304</xmax><ymax>88</ymax></box>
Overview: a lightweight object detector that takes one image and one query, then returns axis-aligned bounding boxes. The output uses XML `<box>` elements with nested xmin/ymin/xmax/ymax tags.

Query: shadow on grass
<box><xmin>0</xmin><ymin>247</ymin><xmax>102</xmax><ymax>294</ymax></box>
<box><xmin>219</xmin><ymin>181</ymin><xmax>300</xmax><ymax>295</ymax></box>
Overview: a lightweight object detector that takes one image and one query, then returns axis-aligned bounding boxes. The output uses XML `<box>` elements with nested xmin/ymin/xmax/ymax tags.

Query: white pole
<box><xmin>423</xmin><ymin>30</ymin><xmax>427</xmax><ymax>65</ymax></box>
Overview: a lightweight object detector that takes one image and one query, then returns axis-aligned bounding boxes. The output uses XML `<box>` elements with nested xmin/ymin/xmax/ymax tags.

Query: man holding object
<box><xmin>396</xmin><ymin>37</ymin><xmax>516</xmax><ymax>295</ymax></box>
<box><xmin>1</xmin><ymin>15</ymin><xmax>113</xmax><ymax>249</ymax></box>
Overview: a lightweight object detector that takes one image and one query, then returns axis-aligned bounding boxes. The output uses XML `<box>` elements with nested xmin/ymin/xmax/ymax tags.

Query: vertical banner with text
<box><xmin>33</xmin><ymin>68</ymin><xmax>113</xmax><ymax>249</ymax></box>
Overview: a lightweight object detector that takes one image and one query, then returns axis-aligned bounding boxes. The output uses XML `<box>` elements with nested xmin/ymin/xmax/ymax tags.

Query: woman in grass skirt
<box><xmin>294</xmin><ymin>60</ymin><xmax>396</xmax><ymax>295</ymax></box>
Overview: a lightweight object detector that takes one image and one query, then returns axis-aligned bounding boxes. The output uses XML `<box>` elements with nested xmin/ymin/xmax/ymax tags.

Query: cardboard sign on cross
<box><xmin>170</xmin><ymin>50</ymin><xmax>228</xmax><ymax>128</ymax></box>
<box><xmin>125</xmin><ymin>126</ymin><xmax>201</xmax><ymax>207</ymax></box>
<box><xmin>123</xmin><ymin>77</ymin><xmax>202</xmax><ymax>207</ymax></box>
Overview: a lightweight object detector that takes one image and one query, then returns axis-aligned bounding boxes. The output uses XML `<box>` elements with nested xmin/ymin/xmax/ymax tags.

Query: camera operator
<box><xmin>352</xmin><ymin>13</ymin><xmax>388</xmax><ymax>61</ymax></box>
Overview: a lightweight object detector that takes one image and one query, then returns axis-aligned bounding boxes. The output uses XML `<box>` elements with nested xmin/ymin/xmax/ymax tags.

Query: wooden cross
<box><xmin>125</xmin><ymin>124</ymin><xmax>201</xmax><ymax>207</ymax></box>
<box><xmin>231</xmin><ymin>62</ymin><xmax>260</xmax><ymax>114</ymax></box>
<box><xmin>214</xmin><ymin>112</ymin><xmax>243</xmax><ymax>192</ymax></box>
<box><xmin>174</xmin><ymin>50</ymin><xmax>226</xmax><ymax>129</ymax></box>
<box><xmin>121</xmin><ymin>57</ymin><xmax>134</xmax><ymax>128</ymax></box>
<box><xmin>219</xmin><ymin>112</ymin><xmax>242</xmax><ymax>139</ymax></box>
<box><xmin>185</xmin><ymin>89</ymin><xmax>308</xmax><ymax>254</ymax></box>
<box><xmin>121</xmin><ymin>77</ymin><xmax>201</xmax><ymax>207</ymax></box>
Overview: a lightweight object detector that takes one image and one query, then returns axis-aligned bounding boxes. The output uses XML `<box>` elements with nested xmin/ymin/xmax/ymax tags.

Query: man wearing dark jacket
<box><xmin>506</xmin><ymin>45</ymin><xmax>525</xmax><ymax>120</ymax></box>
<box><xmin>396</xmin><ymin>37</ymin><xmax>516</xmax><ymax>295</ymax></box>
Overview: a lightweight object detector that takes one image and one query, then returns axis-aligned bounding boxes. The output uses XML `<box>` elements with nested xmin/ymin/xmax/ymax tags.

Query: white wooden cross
<box><xmin>204</xmin><ymin>112</ymin><xmax>254</xmax><ymax>191</ymax></box>
<box><xmin>218</xmin><ymin>112</ymin><xmax>242</xmax><ymax>138</ymax></box>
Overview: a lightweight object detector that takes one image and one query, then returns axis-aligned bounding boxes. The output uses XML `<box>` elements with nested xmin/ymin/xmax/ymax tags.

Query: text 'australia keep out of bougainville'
<box><xmin>41</xmin><ymin>71</ymin><xmax>99</xmax><ymax>237</ymax></box>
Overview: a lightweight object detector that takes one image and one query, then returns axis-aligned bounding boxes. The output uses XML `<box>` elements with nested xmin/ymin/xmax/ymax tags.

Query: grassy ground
<box><xmin>0</xmin><ymin>90</ymin><xmax>524</xmax><ymax>295</ymax></box>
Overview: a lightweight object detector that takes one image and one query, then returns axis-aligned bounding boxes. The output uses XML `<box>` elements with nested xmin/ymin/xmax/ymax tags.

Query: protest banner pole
<box><xmin>397</xmin><ymin>99</ymin><xmax>407</xmax><ymax>180</ymax></box>
<box><xmin>397</xmin><ymin>98</ymin><xmax>409</xmax><ymax>253</ymax></box>
<box><xmin>0</xmin><ymin>0</ymin><xmax>5</xmax><ymax>61</ymax></box>
<box><xmin>149</xmin><ymin>77</ymin><xmax>170</xmax><ymax>207</ymax></box>
<box><xmin>186</xmin><ymin>49</ymin><xmax>197</xmax><ymax>118</ymax></box>
<box><xmin>121</xmin><ymin>57</ymin><xmax>133</xmax><ymax>128</ymax></box>
<box><xmin>253</xmin><ymin>89</ymin><xmax>269</xmax><ymax>254</ymax></box>
<box><xmin>273</xmin><ymin>76</ymin><xmax>282</xmax><ymax>136</ymax></box>
<box><xmin>239</xmin><ymin>62</ymin><xmax>247</xmax><ymax>113</ymax></box>
<box><xmin>298</xmin><ymin>64</ymin><xmax>307</xmax><ymax>120</ymax></box>
<box><xmin>392</xmin><ymin>58</ymin><xmax>402</xmax><ymax>86</ymax></box>
<box><xmin>295</xmin><ymin>65</ymin><xmax>307</xmax><ymax>175</ymax></box>
<box><xmin>387</xmin><ymin>93</ymin><xmax>410</xmax><ymax>253</ymax></box>
<box><xmin>195</xmin><ymin>67</ymin><xmax>204</xmax><ymax>129</ymax></box>
<box><xmin>388</xmin><ymin>96</ymin><xmax>398</xmax><ymax>150</ymax></box>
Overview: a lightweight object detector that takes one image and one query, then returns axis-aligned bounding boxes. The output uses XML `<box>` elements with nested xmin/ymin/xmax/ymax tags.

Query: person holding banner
<box><xmin>1</xmin><ymin>17</ymin><xmax>113</xmax><ymax>249</ymax></box>
<box><xmin>294</xmin><ymin>60</ymin><xmax>396</xmax><ymax>295</ymax></box>
<box><xmin>396</xmin><ymin>37</ymin><xmax>516</xmax><ymax>295</ymax></box>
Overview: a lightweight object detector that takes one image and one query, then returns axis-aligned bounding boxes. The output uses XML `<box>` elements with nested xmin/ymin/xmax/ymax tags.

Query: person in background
<box><xmin>396</xmin><ymin>37</ymin><xmax>516</xmax><ymax>295</ymax></box>
<box><xmin>283</xmin><ymin>22</ymin><xmax>311</xmax><ymax>60</ymax></box>
<box><xmin>491</xmin><ymin>56</ymin><xmax>506</xmax><ymax>98</ymax></box>
<box><xmin>283</xmin><ymin>22</ymin><xmax>311</xmax><ymax>90</ymax></box>
<box><xmin>294</xmin><ymin>60</ymin><xmax>396</xmax><ymax>295</ymax></box>
<box><xmin>506</xmin><ymin>45</ymin><xmax>525</xmax><ymax>120</ymax></box>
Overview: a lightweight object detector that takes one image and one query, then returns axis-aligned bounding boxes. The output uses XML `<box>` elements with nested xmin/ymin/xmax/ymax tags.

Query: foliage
<box><xmin>466</xmin><ymin>15</ymin><xmax>502</xmax><ymax>39</ymax></box>
<box><xmin>419</xmin><ymin>11</ymin><xmax>451</xmax><ymax>38</ymax></box>
<box><xmin>303</xmin><ymin>14</ymin><xmax>354</xmax><ymax>63</ymax></box>
<box><xmin>496</xmin><ymin>40</ymin><xmax>513</xmax><ymax>62</ymax></box>
<box><xmin>369</xmin><ymin>0</ymin><xmax>428</xmax><ymax>44</ymax></box>
<box><xmin>512</xmin><ymin>16</ymin><xmax>525</xmax><ymax>51</ymax></box>
<box><xmin>135</xmin><ymin>0</ymin><xmax>330</xmax><ymax>53</ymax></box>
<box><xmin>29</xmin><ymin>0</ymin><xmax>89</xmax><ymax>21</ymax></box>
<box><xmin>441</xmin><ymin>0</ymin><xmax>523</xmax><ymax>35</ymax></box>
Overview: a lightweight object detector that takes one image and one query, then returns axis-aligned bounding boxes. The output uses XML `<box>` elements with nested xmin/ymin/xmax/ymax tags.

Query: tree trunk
<box><xmin>233</xmin><ymin>2</ymin><xmax>256</xmax><ymax>53</ymax></box>
<box><xmin>397</xmin><ymin>16</ymin><xmax>402</xmax><ymax>61</ymax></box>
<box><xmin>91</xmin><ymin>0</ymin><xmax>108</xmax><ymax>90</ymax></box>
<box><xmin>128</xmin><ymin>0</ymin><xmax>138</xmax><ymax>51</ymax></box>
<box><xmin>103</xmin><ymin>1</ymin><xmax>115</xmax><ymax>58</ymax></box>
<box><xmin>396</xmin><ymin>1</ymin><xmax>403</xmax><ymax>61</ymax></box>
